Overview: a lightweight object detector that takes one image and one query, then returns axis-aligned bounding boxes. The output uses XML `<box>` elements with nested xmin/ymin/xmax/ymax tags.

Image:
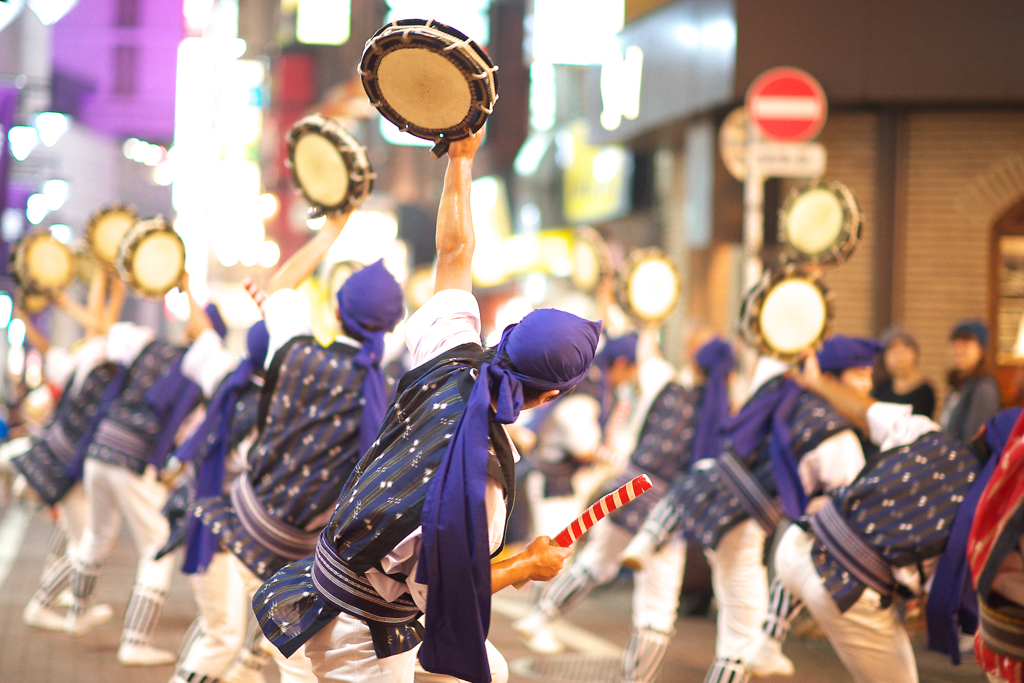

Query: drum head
<box><xmin>26</xmin><ymin>237</ymin><xmax>74</xmax><ymax>291</ymax></box>
<box><xmin>618</xmin><ymin>249</ymin><xmax>679</xmax><ymax>324</ymax></box>
<box><xmin>88</xmin><ymin>206</ymin><xmax>138</xmax><ymax>265</ymax></box>
<box><xmin>132</xmin><ymin>232</ymin><xmax>184</xmax><ymax>296</ymax></box>
<box><xmin>779</xmin><ymin>180</ymin><xmax>861</xmax><ymax>265</ymax></box>
<box><xmin>570</xmin><ymin>228</ymin><xmax>611</xmax><ymax>293</ymax></box>
<box><xmin>758</xmin><ymin>277</ymin><xmax>828</xmax><ymax>357</ymax></box>
<box><xmin>118</xmin><ymin>218</ymin><xmax>186</xmax><ymax>298</ymax></box>
<box><xmin>293</xmin><ymin>132</ymin><xmax>351</xmax><ymax>208</ymax></box>
<box><xmin>377</xmin><ymin>48</ymin><xmax>472</xmax><ymax>131</ymax></box>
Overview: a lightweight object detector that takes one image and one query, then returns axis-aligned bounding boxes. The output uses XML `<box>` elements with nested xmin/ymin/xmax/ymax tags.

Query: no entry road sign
<box><xmin>745</xmin><ymin>67</ymin><xmax>827</xmax><ymax>143</ymax></box>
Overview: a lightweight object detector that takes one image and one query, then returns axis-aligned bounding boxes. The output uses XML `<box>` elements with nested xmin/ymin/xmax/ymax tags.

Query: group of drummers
<box><xmin>4</xmin><ymin>16</ymin><xmax>1024</xmax><ymax>683</ymax></box>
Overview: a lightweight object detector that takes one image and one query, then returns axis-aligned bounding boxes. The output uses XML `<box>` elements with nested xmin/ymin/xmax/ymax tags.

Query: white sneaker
<box><xmin>116</xmin><ymin>643</ymin><xmax>177</xmax><ymax>666</ymax></box>
<box><xmin>23</xmin><ymin>599</ymin><xmax>66</xmax><ymax>631</ymax></box>
<box><xmin>743</xmin><ymin>633</ymin><xmax>795</xmax><ymax>678</ymax></box>
<box><xmin>64</xmin><ymin>603</ymin><xmax>114</xmax><ymax>636</ymax></box>
<box><xmin>619</xmin><ymin>532</ymin><xmax>657</xmax><ymax>571</ymax></box>
<box><xmin>512</xmin><ymin>613</ymin><xmax>565</xmax><ymax>655</ymax></box>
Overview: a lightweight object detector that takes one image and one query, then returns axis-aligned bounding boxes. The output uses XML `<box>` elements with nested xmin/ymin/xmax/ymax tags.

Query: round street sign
<box><xmin>745</xmin><ymin>67</ymin><xmax>827</xmax><ymax>143</ymax></box>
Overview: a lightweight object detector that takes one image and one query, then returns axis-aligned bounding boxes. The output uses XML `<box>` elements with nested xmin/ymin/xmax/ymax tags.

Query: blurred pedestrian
<box><xmin>939</xmin><ymin>319</ymin><xmax>1001</xmax><ymax>443</ymax></box>
<box><xmin>872</xmin><ymin>327</ymin><xmax>935</xmax><ymax>417</ymax></box>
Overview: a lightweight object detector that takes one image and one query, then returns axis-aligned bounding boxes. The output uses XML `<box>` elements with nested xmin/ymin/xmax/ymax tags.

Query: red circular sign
<box><xmin>745</xmin><ymin>67</ymin><xmax>828</xmax><ymax>142</ymax></box>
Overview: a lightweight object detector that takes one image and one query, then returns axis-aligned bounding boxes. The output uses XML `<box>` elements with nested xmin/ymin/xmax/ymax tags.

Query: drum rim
<box><xmin>360</xmin><ymin>18</ymin><xmax>498</xmax><ymax>145</ymax></box>
<box><xmin>286</xmin><ymin>115</ymin><xmax>374</xmax><ymax>216</ymax></box>
<box><xmin>570</xmin><ymin>227</ymin><xmax>613</xmax><ymax>293</ymax></box>
<box><xmin>777</xmin><ymin>179</ymin><xmax>862</xmax><ymax>266</ymax></box>
<box><xmin>615</xmin><ymin>247</ymin><xmax>681</xmax><ymax>324</ymax></box>
<box><xmin>17</xmin><ymin>288</ymin><xmax>51</xmax><ymax>314</ymax></box>
<box><xmin>85</xmin><ymin>202</ymin><xmax>140</xmax><ymax>266</ymax></box>
<box><xmin>116</xmin><ymin>217</ymin><xmax>186</xmax><ymax>299</ymax></box>
<box><xmin>11</xmin><ymin>231</ymin><xmax>75</xmax><ymax>295</ymax></box>
<box><xmin>742</xmin><ymin>265</ymin><xmax>834</xmax><ymax>361</ymax></box>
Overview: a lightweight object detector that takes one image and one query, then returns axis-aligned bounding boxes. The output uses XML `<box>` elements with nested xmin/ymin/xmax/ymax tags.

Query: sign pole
<box><xmin>742</xmin><ymin>120</ymin><xmax>764</xmax><ymax>290</ymax></box>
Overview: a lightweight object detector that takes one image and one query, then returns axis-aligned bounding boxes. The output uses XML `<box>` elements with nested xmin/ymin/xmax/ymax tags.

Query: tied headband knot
<box><xmin>334</xmin><ymin>259</ymin><xmax>404</xmax><ymax>458</ymax></box>
<box><xmin>690</xmin><ymin>337</ymin><xmax>735</xmax><ymax>465</ymax></box>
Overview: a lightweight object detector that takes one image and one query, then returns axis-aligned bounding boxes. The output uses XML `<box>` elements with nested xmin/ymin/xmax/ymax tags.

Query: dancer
<box><xmin>159</xmin><ymin>276</ymin><xmax>272</xmax><ymax>683</ymax></box>
<box><xmin>620</xmin><ymin>336</ymin><xmax>879</xmax><ymax>683</ymax></box>
<box><xmin>16</xmin><ymin>271</ymin><xmax>127</xmax><ymax>631</ymax></box>
<box><xmin>66</xmin><ymin>274</ymin><xmax>205</xmax><ymax>666</ymax></box>
<box><xmin>753</xmin><ymin>351</ymin><xmax>989</xmax><ymax>683</ymax></box>
<box><xmin>253</xmin><ymin>128</ymin><xmax>599</xmax><ymax>683</ymax></box>
<box><xmin>188</xmin><ymin>211</ymin><xmax>404</xmax><ymax>683</ymax></box>
<box><xmin>513</xmin><ymin>332</ymin><xmax>735</xmax><ymax>683</ymax></box>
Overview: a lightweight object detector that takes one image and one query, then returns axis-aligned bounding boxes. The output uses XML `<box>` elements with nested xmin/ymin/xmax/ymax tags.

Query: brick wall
<box><xmin>900</xmin><ymin>110</ymin><xmax>1024</xmax><ymax>404</ymax></box>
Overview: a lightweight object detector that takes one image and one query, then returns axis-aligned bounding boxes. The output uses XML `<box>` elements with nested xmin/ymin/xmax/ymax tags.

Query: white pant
<box><xmin>57</xmin><ymin>483</ymin><xmax>89</xmax><ymax>547</ymax></box>
<box><xmin>525</xmin><ymin>471</ymin><xmax>585</xmax><ymax>539</ymax></box>
<box><xmin>774</xmin><ymin>525</ymin><xmax>918</xmax><ymax>683</ymax></box>
<box><xmin>704</xmin><ymin>518</ymin><xmax>769</xmax><ymax>660</ymax></box>
<box><xmin>571</xmin><ymin>520</ymin><xmax>686</xmax><ymax>633</ymax></box>
<box><xmin>225</xmin><ymin>552</ymin><xmax>317</xmax><ymax>683</ymax></box>
<box><xmin>304</xmin><ymin>612</ymin><xmax>508</xmax><ymax>683</ymax></box>
<box><xmin>76</xmin><ymin>459</ymin><xmax>176</xmax><ymax>592</ymax></box>
<box><xmin>177</xmin><ymin>551</ymin><xmax>250</xmax><ymax>679</ymax></box>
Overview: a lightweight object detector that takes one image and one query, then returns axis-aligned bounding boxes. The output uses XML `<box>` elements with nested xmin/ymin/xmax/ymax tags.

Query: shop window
<box><xmin>992</xmin><ymin>199</ymin><xmax>1024</xmax><ymax>404</ymax></box>
<box><xmin>112</xmin><ymin>45</ymin><xmax>137</xmax><ymax>96</ymax></box>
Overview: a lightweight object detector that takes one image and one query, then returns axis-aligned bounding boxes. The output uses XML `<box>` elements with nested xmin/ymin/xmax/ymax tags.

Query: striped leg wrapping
<box><xmin>762</xmin><ymin>580</ymin><xmax>803</xmax><ymax>641</ymax></box>
<box><xmin>622</xmin><ymin>627</ymin><xmax>672</xmax><ymax>683</ymax></box>
<box><xmin>703</xmin><ymin>658</ymin><xmax>750</xmax><ymax>683</ymax></box>
<box><xmin>120</xmin><ymin>584</ymin><xmax>169</xmax><ymax>646</ymax></box>
<box><xmin>174</xmin><ymin>668</ymin><xmax>219</xmax><ymax>683</ymax></box>
<box><xmin>33</xmin><ymin>554</ymin><xmax>72</xmax><ymax>608</ymax></box>
<box><xmin>68</xmin><ymin>561</ymin><xmax>102</xmax><ymax>612</ymax></box>
<box><xmin>43</xmin><ymin>525</ymin><xmax>69</xmax><ymax>573</ymax></box>
<box><xmin>637</xmin><ymin>497</ymin><xmax>684</xmax><ymax>549</ymax></box>
<box><xmin>535</xmin><ymin>564</ymin><xmax>598</xmax><ymax>620</ymax></box>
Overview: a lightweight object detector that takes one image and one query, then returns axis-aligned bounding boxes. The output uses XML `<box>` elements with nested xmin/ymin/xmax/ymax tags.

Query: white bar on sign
<box><xmin>751</xmin><ymin>96</ymin><xmax>822</xmax><ymax>120</ymax></box>
<box><xmin>751</xmin><ymin>141</ymin><xmax>827</xmax><ymax>178</ymax></box>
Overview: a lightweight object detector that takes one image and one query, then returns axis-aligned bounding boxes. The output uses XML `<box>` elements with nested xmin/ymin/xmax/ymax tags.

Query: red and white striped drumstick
<box><xmin>242</xmin><ymin>277</ymin><xmax>267</xmax><ymax>316</ymax></box>
<box><xmin>553</xmin><ymin>474</ymin><xmax>652</xmax><ymax>547</ymax></box>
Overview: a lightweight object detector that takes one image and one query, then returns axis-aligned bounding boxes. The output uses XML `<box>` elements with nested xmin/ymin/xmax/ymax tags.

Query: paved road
<box><xmin>0</xmin><ymin>503</ymin><xmax>989</xmax><ymax>683</ymax></box>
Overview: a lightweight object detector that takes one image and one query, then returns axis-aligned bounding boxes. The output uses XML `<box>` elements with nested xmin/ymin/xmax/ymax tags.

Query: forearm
<box><xmin>491</xmin><ymin>553</ymin><xmax>537</xmax><ymax>593</ymax></box>
<box><xmin>105</xmin><ymin>277</ymin><xmax>127</xmax><ymax>329</ymax></box>
<box><xmin>807</xmin><ymin>375</ymin><xmax>872</xmax><ymax>433</ymax></box>
<box><xmin>268</xmin><ymin>214</ymin><xmax>348</xmax><ymax>293</ymax></box>
<box><xmin>86</xmin><ymin>269</ymin><xmax>107</xmax><ymax>333</ymax></box>
<box><xmin>433</xmin><ymin>157</ymin><xmax>474</xmax><ymax>293</ymax></box>
<box><xmin>56</xmin><ymin>294</ymin><xmax>96</xmax><ymax>334</ymax></box>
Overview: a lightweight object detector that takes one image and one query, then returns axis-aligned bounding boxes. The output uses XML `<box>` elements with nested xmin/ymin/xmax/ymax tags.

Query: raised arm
<box><xmin>433</xmin><ymin>129</ymin><xmax>484</xmax><ymax>294</ymax></box>
<box><xmin>267</xmin><ymin>212</ymin><xmax>351</xmax><ymax>294</ymax></box>
<box><xmin>15</xmin><ymin>307</ymin><xmax>50</xmax><ymax>353</ymax></box>
<box><xmin>54</xmin><ymin>291</ymin><xmax>97</xmax><ymax>335</ymax></box>
<box><xmin>180</xmin><ymin>272</ymin><xmax>213</xmax><ymax>341</ymax></box>
<box><xmin>790</xmin><ymin>351</ymin><xmax>872</xmax><ymax>433</ymax></box>
<box><xmin>104</xmin><ymin>274</ymin><xmax>127</xmax><ymax>331</ymax></box>
<box><xmin>85</xmin><ymin>268</ymin><xmax>107</xmax><ymax>337</ymax></box>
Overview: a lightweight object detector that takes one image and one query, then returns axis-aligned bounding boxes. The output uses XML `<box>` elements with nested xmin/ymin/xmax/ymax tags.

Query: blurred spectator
<box><xmin>872</xmin><ymin>327</ymin><xmax>936</xmax><ymax>417</ymax></box>
<box><xmin>939</xmin><ymin>319</ymin><xmax>1001</xmax><ymax>442</ymax></box>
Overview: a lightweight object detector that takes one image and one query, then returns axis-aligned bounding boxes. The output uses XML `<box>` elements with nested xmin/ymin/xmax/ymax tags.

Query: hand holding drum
<box><xmin>360</xmin><ymin>18</ymin><xmax>498</xmax><ymax>158</ymax></box>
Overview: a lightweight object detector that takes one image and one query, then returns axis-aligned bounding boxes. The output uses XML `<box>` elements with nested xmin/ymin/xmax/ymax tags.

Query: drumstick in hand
<box><xmin>513</xmin><ymin>475</ymin><xmax>653</xmax><ymax>588</ymax></box>
<box><xmin>243</xmin><ymin>278</ymin><xmax>267</xmax><ymax>317</ymax></box>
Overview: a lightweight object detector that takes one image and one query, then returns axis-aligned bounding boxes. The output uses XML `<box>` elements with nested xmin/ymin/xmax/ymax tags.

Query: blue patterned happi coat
<box><xmin>194</xmin><ymin>336</ymin><xmax>368</xmax><ymax>580</ymax></box>
<box><xmin>809</xmin><ymin>431</ymin><xmax>979</xmax><ymax>612</ymax></box>
<box><xmin>158</xmin><ymin>377</ymin><xmax>264</xmax><ymax>559</ymax></box>
<box><xmin>12</xmin><ymin>360</ymin><xmax>124</xmax><ymax>505</ymax></box>
<box><xmin>86</xmin><ymin>341</ymin><xmax>193</xmax><ymax>474</ymax></box>
<box><xmin>660</xmin><ymin>377</ymin><xmax>852</xmax><ymax>549</ymax></box>
<box><xmin>253</xmin><ymin>343</ymin><xmax>518</xmax><ymax>658</ymax></box>
<box><xmin>604</xmin><ymin>382</ymin><xmax>703</xmax><ymax>534</ymax></box>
